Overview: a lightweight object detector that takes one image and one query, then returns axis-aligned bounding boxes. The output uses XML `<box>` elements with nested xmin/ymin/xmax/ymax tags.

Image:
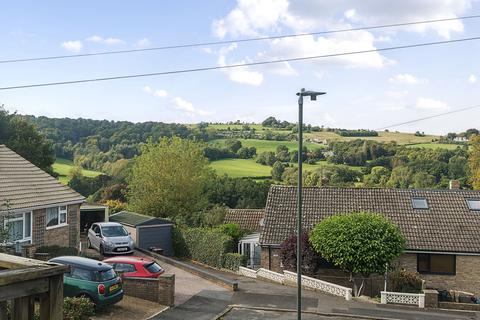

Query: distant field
<box><xmin>405</xmin><ymin>143</ymin><xmax>465</xmax><ymax>150</ymax></box>
<box><xmin>53</xmin><ymin>158</ymin><xmax>102</xmax><ymax>184</ymax></box>
<box><xmin>305</xmin><ymin>131</ymin><xmax>438</xmax><ymax>145</ymax></box>
<box><xmin>210</xmin><ymin>158</ymin><xmax>362</xmax><ymax>179</ymax></box>
<box><xmin>207</xmin><ymin>124</ymin><xmax>288</xmax><ymax>135</ymax></box>
<box><xmin>210</xmin><ymin>159</ymin><xmax>272</xmax><ymax>178</ymax></box>
<box><xmin>210</xmin><ymin>138</ymin><xmax>323</xmax><ymax>153</ymax></box>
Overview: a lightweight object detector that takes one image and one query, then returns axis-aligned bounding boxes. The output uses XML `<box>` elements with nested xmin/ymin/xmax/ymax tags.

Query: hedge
<box><xmin>174</xmin><ymin>227</ymin><xmax>234</xmax><ymax>268</ymax></box>
<box><xmin>223</xmin><ymin>253</ymin><xmax>246</xmax><ymax>271</ymax></box>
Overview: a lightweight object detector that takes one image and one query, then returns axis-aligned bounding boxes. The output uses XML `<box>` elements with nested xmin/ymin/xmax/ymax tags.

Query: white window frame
<box><xmin>46</xmin><ymin>206</ymin><xmax>68</xmax><ymax>230</ymax></box>
<box><xmin>3</xmin><ymin>211</ymin><xmax>32</xmax><ymax>243</ymax></box>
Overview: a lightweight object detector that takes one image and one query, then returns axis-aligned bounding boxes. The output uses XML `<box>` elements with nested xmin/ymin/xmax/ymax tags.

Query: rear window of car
<box><xmin>96</xmin><ymin>268</ymin><xmax>117</xmax><ymax>282</ymax></box>
<box><xmin>145</xmin><ymin>262</ymin><xmax>163</xmax><ymax>273</ymax></box>
<box><xmin>70</xmin><ymin>267</ymin><xmax>94</xmax><ymax>281</ymax></box>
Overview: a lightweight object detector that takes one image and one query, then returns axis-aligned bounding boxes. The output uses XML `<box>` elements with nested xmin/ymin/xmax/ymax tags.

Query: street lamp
<box><xmin>295</xmin><ymin>88</ymin><xmax>326</xmax><ymax>320</ymax></box>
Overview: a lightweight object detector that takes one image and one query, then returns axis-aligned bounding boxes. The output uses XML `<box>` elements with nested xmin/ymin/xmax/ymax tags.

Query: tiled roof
<box><xmin>110</xmin><ymin>211</ymin><xmax>173</xmax><ymax>227</ymax></box>
<box><xmin>0</xmin><ymin>145</ymin><xmax>84</xmax><ymax>213</ymax></box>
<box><xmin>224</xmin><ymin>208</ymin><xmax>264</xmax><ymax>232</ymax></box>
<box><xmin>261</xmin><ymin>185</ymin><xmax>480</xmax><ymax>254</ymax></box>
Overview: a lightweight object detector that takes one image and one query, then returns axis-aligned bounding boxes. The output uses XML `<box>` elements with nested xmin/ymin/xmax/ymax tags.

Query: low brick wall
<box><xmin>123</xmin><ymin>275</ymin><xmax>175</xmax><ymax>306</ymax></box>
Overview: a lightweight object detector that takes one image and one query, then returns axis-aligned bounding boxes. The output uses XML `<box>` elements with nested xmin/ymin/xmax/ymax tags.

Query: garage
<box><xmin>80</xmin><ymin>203</ymin><xmax>109</xmax><ymax>233</ymax></box>
<box><xmin>109</xmin><ymin>210</ymin><xmax>174</xmax><ymax>256</ymax></box>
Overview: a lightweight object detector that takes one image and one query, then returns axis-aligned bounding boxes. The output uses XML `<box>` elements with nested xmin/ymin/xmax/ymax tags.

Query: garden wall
<box><xmin>122</xmin><ymin>274</ymin><xmax>175</xmax><ymax>306</ymax></box>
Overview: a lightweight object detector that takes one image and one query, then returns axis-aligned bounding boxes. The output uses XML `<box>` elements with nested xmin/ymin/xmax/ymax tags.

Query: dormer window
<box><xmin>467</xmin><ymin>199</ymin><xmax>480</xmax><ymax>211</ymax></box>
<box><xmin>412</xmin><ymin>197</ymin><xmax>428</xmax><ymax>209</ymax></box>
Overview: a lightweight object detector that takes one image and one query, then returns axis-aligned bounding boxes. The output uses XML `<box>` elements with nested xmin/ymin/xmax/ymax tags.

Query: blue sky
<box><xmin>1</xmin><ymin>0</ymin><xmax>480</xmax><ymax>134</ymax></box>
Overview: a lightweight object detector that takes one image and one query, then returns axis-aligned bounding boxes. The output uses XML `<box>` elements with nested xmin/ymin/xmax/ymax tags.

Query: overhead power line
<box><xmin>1</xmin><ymin>14</ymin><xmax>480</xmax><ymax>65</ymax></box>
<box><xmin>1</xmin><ymin>36</ymin><xmax>480</xmax><ymax>91</ymax></box>
<box><xmin>376</xmin><ymin>104</ymin><xmax>480</xmax><ymax>130</ymax></box>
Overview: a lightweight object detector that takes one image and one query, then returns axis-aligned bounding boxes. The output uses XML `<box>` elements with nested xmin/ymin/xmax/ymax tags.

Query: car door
<box><xmin>90</xmin><ymin>224</ymin><xmax>101</xmax><ymax>249</ymax></box>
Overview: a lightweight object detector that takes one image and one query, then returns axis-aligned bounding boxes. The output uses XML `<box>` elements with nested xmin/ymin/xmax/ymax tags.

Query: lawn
<box><xmin>405</xmin><ymin>143</ymin><xmax>465</xmax><ymax>150</ymax></box>
<box><xmin>53</xmin><ymin>158</ymin><xmax>102</xmax><ymax>184</ymax></box>
<box><xmin>210</xmin><ymin>138</ymin><xmax>323</xmax><ymax>154</ymax></box>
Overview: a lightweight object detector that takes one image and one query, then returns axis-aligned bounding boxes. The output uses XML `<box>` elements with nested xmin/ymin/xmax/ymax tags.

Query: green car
<box><xmin>49</xmin><ymin>256</ymin><xmax>124</xmax><ymax>308</ymax></box>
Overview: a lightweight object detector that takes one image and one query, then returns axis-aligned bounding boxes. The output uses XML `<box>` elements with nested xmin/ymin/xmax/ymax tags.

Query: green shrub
<box><xmin>217</xmin><ymin>223</ymin><xmax>245</xmax><ymax>251</ymax></box>
<box><xmin>390</xmin><ymin>270</ymin><xmax>423</xmax><ymax>293</ymax></box>
<box><xmin>177</xmin><ymin>228</ymin><xmax>233</xmax><ymax>268</ymax></box>
<box><xmin>63</xmin><ymin>297</ymin><xmax>95</xmax><ymax>320</ymax></box>
<box><xmin>36</xmin><ymin>245</ymin><xmax>78</xmax><ymax>257</ymax></box>
<box><xmin>223</xmin><ymin>253</ymin><xmax>246</xmax><ymax>271</ymax></box>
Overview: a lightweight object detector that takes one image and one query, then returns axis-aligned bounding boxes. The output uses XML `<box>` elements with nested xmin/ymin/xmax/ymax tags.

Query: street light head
<box><xmin>296</xmin><ymin>90</ymin><xmax>326</xmax><ymax>101</ymax></box>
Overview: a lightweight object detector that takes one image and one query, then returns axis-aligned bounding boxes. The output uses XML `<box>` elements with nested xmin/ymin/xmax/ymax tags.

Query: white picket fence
<box><xmin>381</xmin><ymin>291</ymin><xmax>425</xmax><ymax>308</ymax></box>
<box><xmin>238</xmin><ymin>267</ymin><xmax>352</xmax><ymax>300</ymax></box>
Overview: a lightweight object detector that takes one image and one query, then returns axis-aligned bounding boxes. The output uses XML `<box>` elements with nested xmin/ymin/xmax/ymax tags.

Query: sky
<box><xmin>1</xmin><ymin>0</ymin><xmax>480</xmax><ymax>134</ymax></box>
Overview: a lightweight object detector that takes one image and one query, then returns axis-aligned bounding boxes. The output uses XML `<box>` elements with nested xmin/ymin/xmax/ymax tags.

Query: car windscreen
<box><xmin>145</xmin><ymin>262</ymin><xmax>163</xmax><ymax>273</ymax></box>
<box><xmin>101</xmin><ymin>225</ymin><xmax>128</xmax><ymax>237</ymax></box>
<box><xmin>96</xmin><ymin>268</ymin><xmax>117</xmax><ymax>282</ymax></box>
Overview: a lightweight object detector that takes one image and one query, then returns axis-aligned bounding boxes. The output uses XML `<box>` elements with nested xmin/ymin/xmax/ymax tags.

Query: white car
<box><xmin>87</xmin><ymin>222</ymin><xmax>134</xmax><ymax>255</ymax></box>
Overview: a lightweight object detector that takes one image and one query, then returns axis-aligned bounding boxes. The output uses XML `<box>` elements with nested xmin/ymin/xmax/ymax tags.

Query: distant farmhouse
<box><xmin>228</xmin><ymin>184</ymin><xmax>480</xmax><ymax>296</ymax></box>
<box><xmin>0</xmin><ymin>144</ymin><xmax>84</xmax><ymax>253</ymax></box>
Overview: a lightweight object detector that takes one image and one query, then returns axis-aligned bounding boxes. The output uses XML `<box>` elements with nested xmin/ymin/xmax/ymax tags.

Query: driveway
<box><xmin>92</xmin><ymin>296</ymin><xmax>167</xmax><ymax>320</ymax></box>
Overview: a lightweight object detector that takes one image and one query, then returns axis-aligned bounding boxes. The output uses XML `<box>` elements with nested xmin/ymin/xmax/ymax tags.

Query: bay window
<box><xmin>46</xmin><ymin>206</ymin><xmax>68</xmax><ymax>228</ymax></box>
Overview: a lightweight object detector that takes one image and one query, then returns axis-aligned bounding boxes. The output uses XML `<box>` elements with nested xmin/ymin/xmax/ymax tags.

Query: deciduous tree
<box><xmin>127</xmin><ymin>137</ymin><xmax>211</xmax><ymax>225</ymax></box>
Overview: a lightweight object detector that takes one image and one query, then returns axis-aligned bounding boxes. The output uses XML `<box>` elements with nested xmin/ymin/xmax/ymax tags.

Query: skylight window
<box><xmin>467</xmin><ymin>199</ymin><xmax>480</xmax><ymax>211</ymax></box>
<box><xmin>412</xmin><ymin>198</ymin><xmax>428</xmax><ymax>209</ymax></box>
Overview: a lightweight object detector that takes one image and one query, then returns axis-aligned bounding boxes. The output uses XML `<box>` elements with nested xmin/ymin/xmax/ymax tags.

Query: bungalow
<box><xmin>0</xmin><ymin>145</ymin><xmax>85</xmax><ymax>253</ymax></box>
<box><xmin>260</xmin><ymin>185</ymin><xmax>480</xmax><ymax>295</ymax></box>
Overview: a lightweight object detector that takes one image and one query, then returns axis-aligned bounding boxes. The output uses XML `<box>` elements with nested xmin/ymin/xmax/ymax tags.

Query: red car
<box><xmin>103</xmin><ymin>256</ymin><xmax>165</xmax><ymax>278</ymax></box>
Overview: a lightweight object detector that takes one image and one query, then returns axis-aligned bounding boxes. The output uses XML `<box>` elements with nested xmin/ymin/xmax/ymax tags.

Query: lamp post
<box><xmin>295</xmin><ymin>88</ymin><xmax>326</xmax><ymax>320</ymax></box>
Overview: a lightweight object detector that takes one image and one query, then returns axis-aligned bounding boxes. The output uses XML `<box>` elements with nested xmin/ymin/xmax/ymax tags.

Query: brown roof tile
<box><xmin>260</xmin><ymin>185</ymin><xmax>480</xmax><ymax>254</ymax></box>
<box><xmin>0</xmin><ymin>145</ymin><xmax>84</xmax><ymax>213</ymax></box>
<box><xmin>224</xmin><ymin>209</ymin><xmax>264</xmax><ymax>232</ymax></box>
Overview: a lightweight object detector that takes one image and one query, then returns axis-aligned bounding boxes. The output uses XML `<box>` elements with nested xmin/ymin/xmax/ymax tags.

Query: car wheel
<box><xmin>87</xmin><ymin>238</ymin><xmax>92</xmax><ymax>249</ymax></box>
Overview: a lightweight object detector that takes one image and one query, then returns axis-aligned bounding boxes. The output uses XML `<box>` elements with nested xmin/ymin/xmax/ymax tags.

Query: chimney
<box><xmin>449</xmin><ymin>180</ymin><xmax>460</xmax><ymax>190</ymax></box>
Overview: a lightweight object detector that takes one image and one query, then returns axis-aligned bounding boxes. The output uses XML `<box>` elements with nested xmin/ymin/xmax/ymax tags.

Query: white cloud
<box><xmin>344</xmin><ymin>9</ymin><xmax>356</xmax><ymax>19</ymax></box>
<box><xmin>416</xmin><ymin>97</ymin><xmax>448</xmax><ymax>110</ymax></box>
<box><xmin>143</xmin><ymin>86</ymin><xmax>168</xmax><ymax>97</ymax></box>
<box><xmin>212</xmin><ymin>0</ymin><xmax>289</xmax><ymax>38</ymax></box>
<box><xmin>61</xmin><ymin>40</ymin><xmax>83</xmax><ymax>52</ymax></box>
<box><xmin>389</xmin><ymin>73</ymin><xmax>426</xmax><ymax>84</ymax></box>
<box><xmin>171</xmin><ymin>97</ymin><xmax>213</xmax><ymax>117</ymax></box>
<box><xmin>323</xmin><ymin>113</ymin><xmax>337</xmax><ymax>125</ymax></box>
<box><xmin>213</xmin><ymin>0</ymin><xmax>472</xmax><ymax>44</ymax></box>
<box><xmin>468</xmin><ymin>74</ymin><xmax>477</xmax><ymax>83</ymax></box>
<box><xmin>216</xmin><ymin>44</ymin><xmax>264</xmax><ymax>86</ymax></box>
<box><xmin>86</xmin><ymin>35</ymin><xmax>126</xmax><ymax>45</ymax></box>
<box><xmin>385</xmin><ymin>90</ymin><xmax>408</xmax><ymax>99</ymax></box>
<box><xmin>136</xmin><ymin>38</ymin><xmax>151</xmax><ymax>47</ymax></box>
<box><xmin>269</xmin><ymin>31</ymin><xmax>388</xmax><ymax>69</ymax></box>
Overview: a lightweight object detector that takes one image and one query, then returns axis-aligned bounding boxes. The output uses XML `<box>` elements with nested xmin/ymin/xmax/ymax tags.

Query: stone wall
<box><xmin>122</xmin><ymin>275</ymin><xmax>175</xmax><ymax>306</ymax></box>
<box><xmin>68</xmin><ymin>204</ymin><xmax>80</xmax><ymax>248</ymax></box>
<box><xmin>31</xmin><ymin>204</ymin><xmax>80</xmax><ymax>249</ymax></box>
<box><xmin>395</xmin><ymin>253</ymin><xmax>480</xmax><ymax>296</ymax></box>
<box><xmin>260</xmin><ymin>246</ymin><xmax>282</xmax><ymax>272</ymax></box>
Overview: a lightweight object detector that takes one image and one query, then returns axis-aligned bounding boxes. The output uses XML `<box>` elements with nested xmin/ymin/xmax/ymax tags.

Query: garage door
<box><xmin>137</xmin><ymin>225</ymin><xmax>173</xmax><ymax>256</ymax></box>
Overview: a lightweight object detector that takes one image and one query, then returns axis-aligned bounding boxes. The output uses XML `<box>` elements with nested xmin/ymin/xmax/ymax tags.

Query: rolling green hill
<box><xmin>53</xmin><ymin>158</ymin><xmax>102</xmax><ymax>184</ymax></box>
